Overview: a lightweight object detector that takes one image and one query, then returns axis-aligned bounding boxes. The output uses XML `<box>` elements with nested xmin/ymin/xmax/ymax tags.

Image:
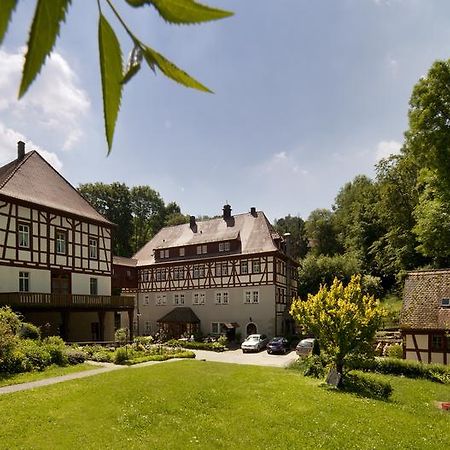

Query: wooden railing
<box><xmin>0</xmin><ymin>292</ymin><xmax>135</xmax><ymax>310</ymax></box>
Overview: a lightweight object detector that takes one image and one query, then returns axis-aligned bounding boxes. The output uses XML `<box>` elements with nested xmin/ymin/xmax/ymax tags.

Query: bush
<box><xmin>65</xmin><ymin>348</ymin><xmax>86</xmax><ymax>365</ymax></box>
<box><xmin>114</xmin><ymin>347</ymin><xmax>129</xmax><ymax>365</ymax></box>
<box><xmin>18</xmin><ymin>322</ymin><xmax>41</xmax><ymax>340</ymax></box>
<box><xmin>217</xmin><ymin>335</ymin><xmax>228</xmax><ymax>347</ymax></box>
<box><xmin>41</xmin><ymin>336</ymin><xmax>68</xmax><ymax>366</ymax></box>
<box><xmin>115</xmin><ymin>328</ymin><xmax>129</xmax><ymax>346</ymax></box>
<box><xmin>348</xmin><ymin>356</ymin><xmax>450</xmax><ymax>383</ymax></box>
<box><xmin>19</xmin><ymin>339</ymin><xmax>52</xmax><ymax>371</ymax></box>
<box><xmin>385</xmin><ymin>344</ymin><xmax>403</xmax><ymax>359</ymax></box>
<box><xmin>342</xmin><ymin>372</ymin><xmax>392</xmax><ymax>400</ymax></box>
<box><xmin>0</xmin><ymin>306</ymin><xmax>22</xmax><ymax>335</ymax></box>
<box><xmin>165</xmin><ymin>339</ymin><xmax>226</xmax><ymax>352</ymax></box>
<box><xmin>293</xmin><ymin>354</ymin><xmax>330</xmax><ymax>379</ymax></box>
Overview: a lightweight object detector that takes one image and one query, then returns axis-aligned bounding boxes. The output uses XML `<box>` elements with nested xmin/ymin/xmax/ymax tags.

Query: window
<box><xmin>143</xmin><ymin>295</ymin><xmax>150</xmax><ymax>306</ymax></box>
<box><xmin>244</xmin><ymin>290</ymin><xmax>259</xmax><ymax>304</ymax></box>
<box><xmin>252</xmin><ymin>259</ymin><xmax>260</xmax><ymax>273</ymax></box>
<box><xmin>215</xmin><ymin>291</ymin><xmax>229</xmax><ymax>305</ymax></box>
<box><xmin>193</xmin><ymin>265</ymin><xmax>205</xmax><ymax>279</ymax></box>
<box><xmin>156</xmin><ymin>294</ymin><xmax>167</xmax><ymax>305</ymax></box>
<box><xmin>219</xmin><ymin>242</ymin><xmax>224</xmax><ymax>252</ymax></box>
<box><xmin>90</xmin><ymin>278</ymin><xmax>98</xmax><ymax>295</ymax></box>
<box><xmin>156</xmin><ymin>269</ymin><xmax>166</xmax><ymax>281</ymax></box>
<box><xmin>211</xmin><ymin>322</ymin><xmax>226</xmax><ymax>334</ymax></box>
<box><xmin>193</xmin><ymin>292</ymin><xmax>205</xmax><ymax>305</ymax></box>
<box><xmin>174</xmin><ymin>293</ymin><xmax>185</xmax><ymax>305</ymax></box>
<box><xmin>432</xmin><ymin>335</ymin><xmax>444</xmax><ymax>351</ymax></box>
<box><xmin>56</xmin><ymin>230</ymin><xmax>67</xmax><ymax>255</ymax></box>
<box><xmin>241</xmin><ymin>260</ymin><xmax>248</xmax><ymax>275</ymax></box>
<box><xmin>173</xmin><ymin>267</ymin><xmax>184</xmax><ymax>280</ymax></box>
<box><xmin>142</xmin><ymin>271</ymin><xmax>149</xmax><ymax>282</ymax></box>
<box><xmin>89</xmin><ymin>238</ymin><xmax>98</xmax><ymax>259</ymax></box>
<box><xmin>215</xmin><ymin>263</ymin><xmax>222</xmax><ymax>277</ymax></box>
<box><xmin>160</xmin><ymin>249</ymin><xmax>169</xmax><ymax>259</ymax></box>
<box><xmin>215</xmin><ymin>292</ymin><xmax>222</xmax><ymax>304</ymax></box>
<box><xmin>224</xmin><ymin>242</ymin><xmax>230</xmax><ymax>251</ymax></box>
<box><xmin>19</xmin><ymin>272</ymin><xmax>29</xmax><ymax>292</ymax></box>
<box><xmin>18</xmin><ymin>223</ymin><xmax>30</xmax><ymax>248</ymax></box>
<box><xmin>145</xmin><ymin>321</ymin><xmax>151</xmax><ymax>334</ymax></box>
<box><xmin>165</xmin><ymin>249</ymin><xmax>169</xmax><ymax>258</ymax></box>
<box><xmin>441</xmin><ymin>298</ymin><xmax>450</xmax><ymax>308</ymax></box>
<box><xmin>222</xmin><ymin>262</ymin><xmax>228</xmax><ymax>276</ymax></box>
<box><xmin>179</xmin><ymin>247</ymin><xmax>185</xmax><ymax>257</ymax></box>
<box><xmin>197</xmin><ymin>245</ymin><xmax>202</xmax><ymax>255</ymax></box>
<box><xmin>223</xmin><ymin>292</ymin><xmax>229</xmax><ymax>304</ymax></box>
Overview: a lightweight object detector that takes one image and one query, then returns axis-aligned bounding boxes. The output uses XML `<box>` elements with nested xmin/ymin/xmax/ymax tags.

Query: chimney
<box><xmin>189</xmin><ymin>215</ymin><xmax>196</xmax><ymax>228</ymax></box>
<box><xmin>17</xmin><ymin>141</ymin><xmax>25</xmax><ymax>161</ymax></box>
<box><xmin>250</xmin><ymin>207</ymin><xmax>257</xmax><ymax>217</ymax></box>
<box><xmin>223</xmin><ymin>204</ymin><xmax>232</xmax><ymax>220</ymax></box>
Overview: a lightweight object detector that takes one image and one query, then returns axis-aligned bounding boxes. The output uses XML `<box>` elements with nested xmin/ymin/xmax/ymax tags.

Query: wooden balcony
<box><xmin>0</xmin><ymin>292</ymin><xmax>135</xmax><ymax>311</ymax></box>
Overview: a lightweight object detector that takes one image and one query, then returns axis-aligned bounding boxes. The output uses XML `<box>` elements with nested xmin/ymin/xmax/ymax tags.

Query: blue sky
<box><xmin>1</xmin><ymin>0</ymin><xmax>450</xmax><ymax>221</ymax></box>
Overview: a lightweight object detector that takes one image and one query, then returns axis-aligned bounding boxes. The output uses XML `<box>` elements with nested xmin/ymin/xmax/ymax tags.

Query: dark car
<box><xmin>266</xmin><ymin>337</ymin><xmax>289</xmax><ymax>354</ymax></box>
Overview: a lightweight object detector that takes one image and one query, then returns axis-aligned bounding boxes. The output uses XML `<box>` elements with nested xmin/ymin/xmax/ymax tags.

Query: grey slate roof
<box><xmin>157</xmin><ymin>307</ymin><xmax>200</xmax><ymax>324</ymax></box>
<box><xmin>401</xmin><ymin>269</ymin><xmax>450</xmax><ymax>330</ymax></box>
<box><xmin>112</xmin><ymin>256</ymin><xmax>138</xmax><ymax>267</ymax></box>
<box><xmin>0</xmin><ymin>151</ymin><xmax>112</xmax><ymax>225</ymax></box>
<box><xmin>133</xmin><ymin>211</ymin><xmax>280</xmax><ymax>266</ymax></box>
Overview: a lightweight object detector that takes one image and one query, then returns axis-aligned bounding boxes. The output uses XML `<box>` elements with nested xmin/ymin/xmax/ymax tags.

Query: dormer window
<box><xmin>441</xmin><ymin>298</ymin><xmax>450</xmax><ymax>308</ymax></box>
<box><xmin>179</xmin><ymin>247</ymin><xmax>185</xmax><ymax>257</ymax></box>
<box><xmin>160</xmin><ymin>249</ymin><xmax>169</xmax><ymax>259</ymax></box>
<box><xmin>219</xmin><ymin>242</ymin><xmax>230</xmax><ymax>252</ymax></box>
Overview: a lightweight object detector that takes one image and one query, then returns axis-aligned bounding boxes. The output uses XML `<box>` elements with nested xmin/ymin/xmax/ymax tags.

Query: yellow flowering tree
<box><xmin>290</xmin><ymin>275</ymin><xmax>386</xmax><ymax>376</ymax></box>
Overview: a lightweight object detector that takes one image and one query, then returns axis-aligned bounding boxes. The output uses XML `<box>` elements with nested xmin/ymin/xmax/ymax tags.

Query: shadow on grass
<box><xmin>322</xmin><ymin>372</ymin><xmax>393</xmax><ymax>402</ymax></box>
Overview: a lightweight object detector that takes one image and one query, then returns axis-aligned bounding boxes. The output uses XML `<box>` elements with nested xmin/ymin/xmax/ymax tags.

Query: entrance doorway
<box><xmin>246</xmin><ymin>322</ymin><xmax>257</xmax><ymax>336</ymax></box>
<box><xmin>51</xmin><ymin>271</ymin><xmax>71</xmax><ymax>294</ymax></box>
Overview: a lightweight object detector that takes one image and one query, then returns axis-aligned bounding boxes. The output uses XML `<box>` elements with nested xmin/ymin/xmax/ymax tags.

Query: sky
<box><xmin>1</xmin><ymin>0</ymin><xmax>450</xmax><ymax>222</ymax></box>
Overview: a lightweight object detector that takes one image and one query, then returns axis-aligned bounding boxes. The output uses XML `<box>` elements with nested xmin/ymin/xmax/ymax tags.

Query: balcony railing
<box><xmin>0</xmin><ymin>292</ymin><xmax>135</xmax><ymax>310</ymax></box>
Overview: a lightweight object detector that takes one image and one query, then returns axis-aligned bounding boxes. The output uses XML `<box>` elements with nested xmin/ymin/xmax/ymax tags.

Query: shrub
<box><xmin>293</xmin><ymin>354</ymin><xmax>330</xmax><ymax>379</ymax></box>
<box><xmin>65</xmin><ymin>348</ymin><xmax>86</xmax><ymax>365</ymax></box>
<box><xmin>114</xmin><ymin>347</ymin><xmax>129</xmax><ymax>365</ymax></box>
<box><xmin>348</xmin><ymin>356</ymin><xmax>450</xmax><ymax>383</ymax></box>
<box><xmin>42</xmin><ymin>336</ymin><xmax>68</xmax><ymax>366</ymax></box>
<box><xmin>217</xmin><ymin>335</ymin><xmax>228</xmax><ymax>347</ymax></box>
<box><xmin>165</xmin><ymin>339</ymin><xmax>226</xmax><ymax>352</ymax></box>
<box><xmin>0</xmin><ymin>306</ymin><xmax>22</xmax><ymax>335</ymax></box>
<box><xmin>19</xmin><ymin>339</ymin><xmax>52</xmax><ymax>371</ymax></box>
<box><xmin>115</xmin><ymin>328</ymin><xmax>129</xmax><ymax>346</ymax></box>
<box><xmin>342</xmin><ymin>372</ymin><xmax>392</xmax><ymax>400</ymax></box>
<box><xmin>18</xmin><ymin>322</ymin><xmax>41</xmax><ymax>340</ymax></box>
<box><xmin>385</xmin><ymin>344</ymin><xmax>403</xmax><ymax>359</ymax></box>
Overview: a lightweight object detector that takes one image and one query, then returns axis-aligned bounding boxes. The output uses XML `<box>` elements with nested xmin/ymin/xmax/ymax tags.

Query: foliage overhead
<box><xmin>1</xmin><ymin>0</ymin><xmax>233</xmax><ymax>152</ymax></box>
<box><xmin>290</xmin><ymin>275</ymin><xmax>385</xmax><ymax>375</ymax></box>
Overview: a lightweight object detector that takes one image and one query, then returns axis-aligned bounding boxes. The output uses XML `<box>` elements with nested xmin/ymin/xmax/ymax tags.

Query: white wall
<box><xmin>0</xmin><ymin>266</ymin><xmax>50</xmax><ymax>293</ymax></box>
<box><xmin>71</xmin><ymin>273</ymin><xmax>111</xmax><ymax>295</ymax></box>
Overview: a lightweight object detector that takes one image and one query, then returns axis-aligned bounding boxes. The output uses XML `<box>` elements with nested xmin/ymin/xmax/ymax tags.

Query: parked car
<box><xmin>295</xmin><ymin>338</ymin><xmax>315</xmax><ymax>357</ymax></box>
<box><xmin>266</xmin><ymin>337</ymin><xmax>290</xmax><ymax>354</ymax></box>
<box><xmin>241</xmin><ymin>334</ymin><xmax>269</xmax><ymax>353</ymax></box>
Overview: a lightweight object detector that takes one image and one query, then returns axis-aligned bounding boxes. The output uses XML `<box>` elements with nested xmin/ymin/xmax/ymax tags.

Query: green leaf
<box><xmin>19</xmin><ymin>0</ymin><xmax>71</xmax><ymax>98</ymax></box>
<box><xmin>129</xmin><ymin>0</ymin><xmax>233</xmax><ymax>24</ymax></box>
<box><xmin>122</xmin><ymin>44</ymin><xmax>143</xmax><ymax>84</ymax></box>
<box><xmin>0</xmin><ymin>0</ymin><xmax>17</xmax><ymax>45</ymax></box>
<box><xmin>142</xmin><ymin>45</ymin><xmax>212</xmax><ymax>93</ymax></box>
<box><xmin>98</xmin><ymin>14</ymin><xmax>123</xmax><ymax>152</ymax></box>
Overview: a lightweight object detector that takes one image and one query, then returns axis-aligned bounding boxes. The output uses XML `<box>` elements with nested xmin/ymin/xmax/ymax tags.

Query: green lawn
<box><xmin>0</xmin><ymin>360</ymin><xmax>449</xmax><ymax>449</ymax></box>
<box><xmin>0</xmin><ymin>363</ymin><xmax>98</xmax><ymax>387</ymax></box>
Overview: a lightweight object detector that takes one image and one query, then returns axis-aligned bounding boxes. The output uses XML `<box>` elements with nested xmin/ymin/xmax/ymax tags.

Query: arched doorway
<box><xmin>246</xmin><ymin>322</ymin><xmax>257</xmax><ymax>336</ymax></box>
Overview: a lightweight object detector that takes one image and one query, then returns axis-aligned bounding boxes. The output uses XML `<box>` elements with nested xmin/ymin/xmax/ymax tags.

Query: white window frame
<box><xmin>218</xmin><ymin>242</ymin><xmax>224</xmax><ymax>252</ymax></box>
<box><xmin>224</xmin><ymin>242</ymin><xmax>230</xmax><ymax>251</ymax></box>
<box><xmin>192</xmin><ymin>292</ymin><xmax>206</xmax><ymax>305</ymax></box>
<box><xmin>252</xmin><ymin>259</ymin><xmax>260</xmax><ymax>273</ymax></box>
<box><xmin>241</xmin><ymin>260</ymin><xmax>248</xmax><ymax>275</ymax></box>
<box><xmin>222</xmin><ymin>262</ymin><xmax>228</xmax><ymax>276</ymax></box>
<box><xmin>18</xmin><ymin>223</ymin><xmax>30</xmax><ymax>248</ymax></box>
<box><xmin>56</xmin><ymin>230</ymin><xmax>67</xmax><ymax>255</ymax></box>
<box><xmin>90</xmin><ymin>277</ymin><xmax>98</xmax><ymax>295</ymax></box>
<box><xmin>156</xmin><ymin>294</ymin><xmax>167</xmax><ymax>305</ymax></box>
<box><xmin>19</xmin><ymin>271</ymin><xmax>29</xmax><ymax>292</ymax></box>
<box><xmin>179</xmin><ymin>247</ymin><xmax>185</xmax><ymax>257</ymax></box>
<box><xmin>211</xmin><ymin>322</ymin><xmax>226</xmax><ymax>334</ymax></box>
<box><xmin>89</xmin><ymin>238</ymin><xmax>98</xmax><ymax>259</ymax></box>
<box><xmin>174</xmin><ymin>293</ymin><xmax>185</xmax><ymax>306</ymax></box>
<box><xmin>244</xmin><ymin>290</ymin><xmax>259</xmax><ymax>304</ymax></box>
<box><xmin>215</xmin><ymin>291</ymin><xmax>229</xmax><ymax>305</ymax></box>
<box><xmin>143</xmin><ymin>295</ymin><xmax>150</xmax><ymax>306</ymax></box>
<box><xmin>197</xmin><ymin>245</ymin><xmax>202</xmax><ymax>255</ymax></box>
<box><xmin>215</xmin><ymin>263</ymin><xmax>222</xmax><ymax>277</ymax></box>
<box><xmin>202</xmin><ymin>244</ymin><xmax>207</xmax><ymax>254</ymax></box>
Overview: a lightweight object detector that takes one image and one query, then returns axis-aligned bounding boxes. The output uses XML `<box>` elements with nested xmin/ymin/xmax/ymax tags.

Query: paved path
<box><xmin>192</xmin><ymin>348</ymin><xmax>298</xmax><ymax>368</ymax></box>
<box><xmin>0</xmin><ymin>350</ymin><xmax>298</xmax><ymax>395</ymax></box>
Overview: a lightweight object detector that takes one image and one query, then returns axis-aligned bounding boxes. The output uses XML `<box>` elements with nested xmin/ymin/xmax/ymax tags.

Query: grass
<box><xmin>0</xmin><ymin>363</ymin><xmax>98</xmax><ymax>387</ymax></box>
<box><xmin>0</xmin><ymin>360</ymin><xmax>449</xmax><ymax>449</ymax></box>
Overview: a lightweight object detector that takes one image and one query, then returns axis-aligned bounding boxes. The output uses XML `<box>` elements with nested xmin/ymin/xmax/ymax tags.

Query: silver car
<box><xmin>295</xmin><ymin>338</ymin><xmax>315</xmax><ymax>357</ymax></box>
<box><xmin>241</xmin><ymin>334</ymin><xmax>269</xmax><ymax>353</ymax></box>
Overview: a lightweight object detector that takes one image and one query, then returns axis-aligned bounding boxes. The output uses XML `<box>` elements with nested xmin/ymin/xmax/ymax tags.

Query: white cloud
<box><xmin>256</xmin><ymin>150</ymin><xmax>308</xmax><ymax>176</ymax></box>
<box><xmin>375</xmin><ymin>140</ymin><xmax>402</xmax><ymax>161</ymax></box>
<box><xmin>0</xmin><ymin>48</ymin><xmax>90</xmax><ymax>151</ymax></box>
<box><xmin>0</xmin><ymin>123</ymin><xmax>63</xmax><ymax>171</ymax></box>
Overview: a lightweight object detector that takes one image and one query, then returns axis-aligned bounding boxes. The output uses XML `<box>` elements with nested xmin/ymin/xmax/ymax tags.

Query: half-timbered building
<box><xmin>0</xmin><ymin>142</ymin><xmax>134</xmax><ymax>341</ymax></box>
<box><xmin>133</xmin><ymin>205</ymin><xmax>298</xmax><ymax>339</ymax></box>
<box><xmin>401</xmin><ymin>269</ymin><xmax>450</xmax><ymax>365</ymax></box>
